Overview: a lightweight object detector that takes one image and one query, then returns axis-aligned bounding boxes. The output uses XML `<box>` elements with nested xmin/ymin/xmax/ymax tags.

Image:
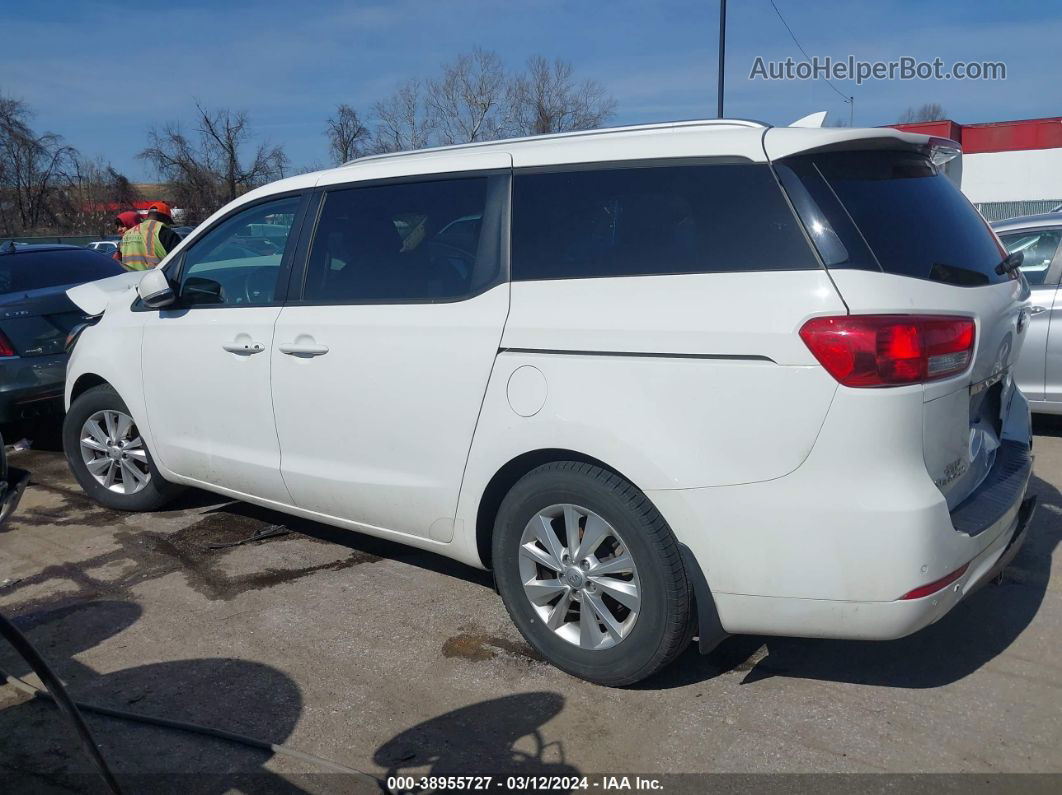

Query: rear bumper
<box><xmin>0</xmin><ymin>354</ymin><xmax>67</xmax><ymax>423</ymax></box>
<box><xmin>706</xmin><ymin>495</ymin><xmax>1035</xmax><ymax>641</ymax></box>
<box><xmin>647</xmin><ymin>384</ymin><xmax>1034</xmax><ymax>641</ymax></box>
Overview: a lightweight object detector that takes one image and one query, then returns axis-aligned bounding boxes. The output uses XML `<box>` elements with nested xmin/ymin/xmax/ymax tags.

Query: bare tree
<box><xmin>507</xmin><ymin>56</ymin><xmax>616</xmax><ymax>136</ymax></box>
<box><xmin>60</xmin><ymin>156</ymin><xmax>140</xmax><ymax>235</ymax></box>
<box><xmin>325</xmin><ymin>104</ymin><xmax>369</xmax><ymax>164</ymax></box>
<box><xmin>0</xmin><ymin>93</ymin><xmax>78</xmax><ymax>235</ymax></box>
<box><xmin>898</xmin><ymin>103</ymin><xmax>948</xmax><ymax>123</ymax></box>
<box><xmin>370</xmin><ymin>79</ymin><xmax>436</xmax><ymax>153</ymax></box>
<box><xmin>429</xmin><ymin>48</ymin><xmax>507</xmax><ymax>144</ymax></box>
<box><xmin>140</xmin><ymin>121</ymin><xmax>216</xmax><ymax>222</ymax></box>
<box><xmin>329</xmin><ymin>50</ymin><xmax>618</xmax><ymax>157</ymax></box>
<box><xmin>294</xmin><ymin>161</ymin><xmax>328</xmax><ymax>175</ymax></box>
<box><xmin>139</xmin><ymin>102</ymin><xmax>288</xmax><ymax>222</ymax></box>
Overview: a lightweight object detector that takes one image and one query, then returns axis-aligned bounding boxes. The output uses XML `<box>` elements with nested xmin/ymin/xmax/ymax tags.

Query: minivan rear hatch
<box><xmin>768</xmin><ymin>135</ymin><xmax>1029</xmax><ymax>512</ymax></box>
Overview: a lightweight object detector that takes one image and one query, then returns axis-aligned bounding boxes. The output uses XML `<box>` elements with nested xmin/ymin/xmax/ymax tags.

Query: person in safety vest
<box><xmin>118</xmin><ymin>201</ymin><xmax>181</xmax><ymax>271</ymax></box>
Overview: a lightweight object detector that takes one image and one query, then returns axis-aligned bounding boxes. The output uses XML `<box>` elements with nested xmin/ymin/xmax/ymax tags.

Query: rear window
<box><xmin>0</xmin><ymin>249</ymin><xmax>124</xmax><ymax>294</ymax></box>
<box><xmin>512</xmin><ymin>163</ymin><xmax>817</xmax><ymax>281</ymax></box>
<box><xmin>776</xmin><ymin>150</ymin><xmax>1008</xmax><ymax>287</ymax></box>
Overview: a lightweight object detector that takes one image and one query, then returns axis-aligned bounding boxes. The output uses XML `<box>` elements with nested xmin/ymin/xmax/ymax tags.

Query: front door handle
<box><xmin>222</xmin><ymin>340</ymin><xmax>264</xmax><ymax>355</ymax></box>
<box><xmin>278</xmin><ymin>342</ymin><xmax>329</xmax><ymax>357</ymax></box>
<box><xmin>1029</xmin><ymin>305</ymin><xmax>1047</xmax><ymax>315</ymax></box>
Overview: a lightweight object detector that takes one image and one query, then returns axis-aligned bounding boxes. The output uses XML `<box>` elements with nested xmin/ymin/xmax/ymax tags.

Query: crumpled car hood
<box><xmin>66</xmin><ymin>270</ymin><xmax>143</xmax><ymax>316</ymax></box>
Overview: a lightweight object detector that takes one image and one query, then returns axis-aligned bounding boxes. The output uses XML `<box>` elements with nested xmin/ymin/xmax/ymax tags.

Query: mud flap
<box><xmin>678</xmin><ymin>542</ymin><xmax>729</xmax><ymax>654</ymax></box>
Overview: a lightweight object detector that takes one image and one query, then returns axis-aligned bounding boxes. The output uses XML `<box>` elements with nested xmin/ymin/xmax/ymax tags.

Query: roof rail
<box><xmin>342</xmin><ymin>118</ymin><xmax>771</xmax><ymax>166</ymax></box>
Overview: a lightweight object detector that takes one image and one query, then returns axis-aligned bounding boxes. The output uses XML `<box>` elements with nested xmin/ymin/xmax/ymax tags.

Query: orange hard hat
<box><xmin>147</xmin><ymin>201</ymin><xmax>172</xmax><ymax>218</ymax></box>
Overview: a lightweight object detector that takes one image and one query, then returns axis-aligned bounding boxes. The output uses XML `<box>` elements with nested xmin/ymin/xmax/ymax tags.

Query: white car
<box><xmin>62</xmin><ymin>120</ymin><xmax>1035</xmax><ymax>685</ymax></box>
<box><xmin>85</xmin><ymin>240</ymin><xmax>119</xmax><ymax>255</ymax></box>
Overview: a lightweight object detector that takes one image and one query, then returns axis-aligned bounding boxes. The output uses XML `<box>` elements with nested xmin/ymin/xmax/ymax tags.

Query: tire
<box><xmin>63</xmin><ymin>384</ymin><xmax>183</xmax><ymax>512</ymax></box>
<box><xmin>492</xmin><ymin>461</ymin><xmax>692</xmax><ymax>686</ymax></box>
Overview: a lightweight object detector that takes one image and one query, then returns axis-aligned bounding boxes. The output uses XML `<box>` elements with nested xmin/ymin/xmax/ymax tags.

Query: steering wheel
<box><xmin>428</xmin><ymin>241</ymin><xmax>475</xmax><ymax>283</ymax></box>
<box><xmin>243</xmin><ymin>267</ymin><xmax>276</xmax><ymax>304</ymax></box>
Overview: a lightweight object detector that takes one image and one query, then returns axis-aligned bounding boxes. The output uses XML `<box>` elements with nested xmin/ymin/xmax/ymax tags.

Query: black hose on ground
<box><xmin>0</xmin><ymin>611</ymin><xmax>381</xmax><ymax>790</ymax></box>
<box><xmin>0</xmin><ymin>611</ymin><xmax>123</xmax><ymax>794</ymax></box>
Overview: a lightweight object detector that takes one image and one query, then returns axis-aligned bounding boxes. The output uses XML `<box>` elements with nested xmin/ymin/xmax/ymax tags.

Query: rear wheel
<box><xmin>63</xmin><ymin>385</ymin><xmax>183</xmax><ymax>511</ymax></box>
<box><xmin>492</xmin><ymin>462</ymin><xmax>692</xmax><ymax>686</ymax></box>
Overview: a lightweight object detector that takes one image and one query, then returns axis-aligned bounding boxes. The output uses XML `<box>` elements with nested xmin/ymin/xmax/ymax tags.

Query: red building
<box><xmin>891</xmin><ymin>116</ymin><xmax>1062</xmax><ymax>220</ymax></box>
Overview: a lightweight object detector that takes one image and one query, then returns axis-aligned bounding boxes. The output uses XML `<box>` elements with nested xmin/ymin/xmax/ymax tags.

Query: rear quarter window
<box><xmin>511</xmin><ymin>162</ymin><xmax>817</xmax><ymax>281</ymax></box>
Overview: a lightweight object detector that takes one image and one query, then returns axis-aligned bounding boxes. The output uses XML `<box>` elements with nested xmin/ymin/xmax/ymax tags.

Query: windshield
<box><xmin>776</xmin><ymin>150</ymin><xmax>1008</xmax><ymax>287</ymax></box>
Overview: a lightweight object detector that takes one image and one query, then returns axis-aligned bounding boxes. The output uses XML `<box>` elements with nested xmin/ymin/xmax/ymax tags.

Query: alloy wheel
<box><xmin>518</xmin><ymin>503</ymin><xmax>641</xmax><ymax>650</ymax></box>
<box><xmin>79</xmin><ymin>410</ymin><xmax>151</xmax><ymax>495</ymax></box>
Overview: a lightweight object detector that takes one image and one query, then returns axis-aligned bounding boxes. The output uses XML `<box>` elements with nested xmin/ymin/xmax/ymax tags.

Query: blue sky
<box><xmin>3</xmin><ymin>0</ymin><xmax>1059</xmax><ymax>180</ymax></box>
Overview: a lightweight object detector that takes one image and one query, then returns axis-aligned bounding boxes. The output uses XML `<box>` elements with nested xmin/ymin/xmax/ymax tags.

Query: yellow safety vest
<box><xmin>119</xmin><ymin>220</ymin><xmax>168</xmax><ymax>270</ymax></box>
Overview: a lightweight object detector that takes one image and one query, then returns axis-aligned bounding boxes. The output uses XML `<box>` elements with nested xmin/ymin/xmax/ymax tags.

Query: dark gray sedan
<box><xmin>0</xmin><ymin>243</ymin><xmax>124</xmax><ymax>424</ymax></box>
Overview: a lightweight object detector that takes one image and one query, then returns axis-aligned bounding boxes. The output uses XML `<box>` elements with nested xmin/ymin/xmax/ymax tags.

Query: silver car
<box><xmin>993</xmin><ymin>213</ymin><xmax>1062</xmax><ymax>413</ymax></box>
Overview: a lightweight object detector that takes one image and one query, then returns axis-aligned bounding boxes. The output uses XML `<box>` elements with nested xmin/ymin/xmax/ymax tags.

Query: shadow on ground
<box><xmin>1</xmin><ymin>602</ymin><xmax>568</xmax><ymax>790</ymax></box>
<box><xmin>644</xmin><ymin>471</ymin><xmax>1061</xmax><ymax>690</ymax></box>
<box><xmin>374</xmin><ymin>692</ymin><xmax>577</xmax><ymax>781</ymax></box>
<box><xmin>210</xmin><ymin>500</ymin><xmax>495</xmax><ymax>589</ymax></box>
<box><xmin>1032</xmin><ymin>414</ymin><xmax>1062</xmax><ymax>438</ymax></box>
<box><xmin>0</xmin><ymin>600</ymin><xmax>325</xmax><ymax>793</ymax></box>
<box><xmin>1</xmin><ymin>418</ymin><xmax>64</xmax><ymax>454</ymax></box>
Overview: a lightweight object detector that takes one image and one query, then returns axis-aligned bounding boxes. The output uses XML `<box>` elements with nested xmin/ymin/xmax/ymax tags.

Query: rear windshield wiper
<box><xmin>995</xmin><ymin>250</ymin><xmax>1024</xmax><ymax>276</ymax></box>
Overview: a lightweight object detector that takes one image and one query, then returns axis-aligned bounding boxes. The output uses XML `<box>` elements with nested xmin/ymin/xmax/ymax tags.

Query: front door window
<box><xmin>177</xmin><ymin>197</ymin><xmax>301</xmax><ymax>306</ymax></box>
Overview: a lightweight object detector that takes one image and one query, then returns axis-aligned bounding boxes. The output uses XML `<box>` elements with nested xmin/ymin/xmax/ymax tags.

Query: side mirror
<box><xmin>136</xmin><ymin>268</ymin><xmax>175</xmax><ymax>308</ymax></box>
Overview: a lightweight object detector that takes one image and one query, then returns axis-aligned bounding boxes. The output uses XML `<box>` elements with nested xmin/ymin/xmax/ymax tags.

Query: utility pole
<box><xmin>717</xmin><ymin>0</ymin><xmax>727</xmax><ymax>118</ymax></box>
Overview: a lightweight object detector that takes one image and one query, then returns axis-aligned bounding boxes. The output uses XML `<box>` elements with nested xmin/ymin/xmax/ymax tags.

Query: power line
<box><xmin>718</xmin><ymin>0</ymin><xmax>727</xmax><ymax>118</ymax></box>
<box><xmin>768</xmin><ymin>0</ymin><xmax>852</xmax><ymax>105</ymax></box>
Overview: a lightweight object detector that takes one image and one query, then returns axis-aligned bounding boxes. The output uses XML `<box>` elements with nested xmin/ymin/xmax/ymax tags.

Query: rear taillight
<box><xmin>0</xmin><ymin>330</ymin><xmax>14</xmax><ymax>357</ymax></box>
<box><xmin>800</xmin><ymin>314</ymin><xmax>975</xmax><ymax>387</ymax></box>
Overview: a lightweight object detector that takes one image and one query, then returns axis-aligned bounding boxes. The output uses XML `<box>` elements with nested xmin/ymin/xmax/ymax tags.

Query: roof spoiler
<box><xmin>927</xmin><ymin>137</ymin><xmax>963</xmax><ymax>187</ymax></box>
<box><xmin>789</xmin><ymin>111</ymin><xmax>828</xmax><ymax>128</ymax></box>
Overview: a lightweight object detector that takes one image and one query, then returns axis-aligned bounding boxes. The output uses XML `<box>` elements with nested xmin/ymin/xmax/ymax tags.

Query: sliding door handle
<box><xmin>222</xmin><ymin>340</ymin><xmax>264</xmax><ymax>355</ymax></box>
<box><xmin>279</xmin><ymin>342</ymin><xmax>329</xmax><ymax>357</ymax></box>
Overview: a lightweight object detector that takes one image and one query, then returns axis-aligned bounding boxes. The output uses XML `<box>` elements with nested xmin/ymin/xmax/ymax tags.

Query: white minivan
<box><xmin>63</xmin><ymin>120</ymin><xmax>1035</xmax><ymax>685</ymax></box>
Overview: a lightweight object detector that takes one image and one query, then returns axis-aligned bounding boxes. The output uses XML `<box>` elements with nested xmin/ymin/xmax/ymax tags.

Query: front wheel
<box><xmin>492</xmin><ymin>462</ymin><xmax>692</xmax><ymax>686</ymax></box>
<box><xmin>63</xmin><ymin>384</ymin><xmax>183</xmax><ymax>511</ymax></box>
